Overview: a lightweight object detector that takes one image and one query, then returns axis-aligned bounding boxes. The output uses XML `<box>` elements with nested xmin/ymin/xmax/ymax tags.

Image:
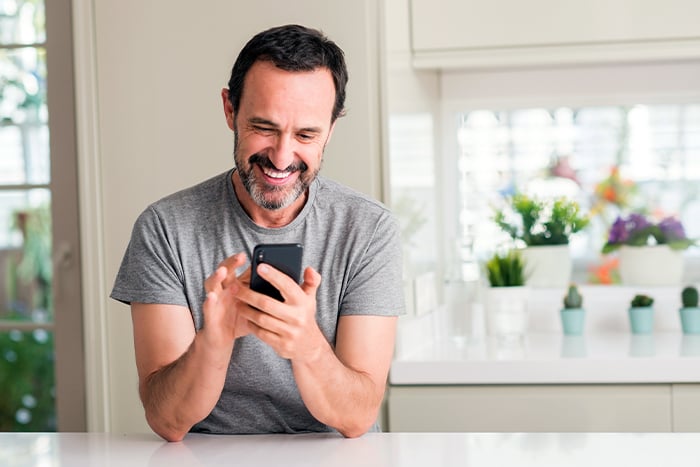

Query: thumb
<box><xmin>202</xmin><ymin>291</ymin><xmax>220</xmax><ymax>315</ymax></box>
<box><xmin>301</xmin><ymin>266</ymin><xmax>321</xmax><ymax>296</ymax></box>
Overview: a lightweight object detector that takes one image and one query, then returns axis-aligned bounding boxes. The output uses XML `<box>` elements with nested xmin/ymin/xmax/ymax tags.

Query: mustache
<box><xmin>249</xmin><ymin>153</ymin><xmax>308</xmax><ymax>173</ymax></box>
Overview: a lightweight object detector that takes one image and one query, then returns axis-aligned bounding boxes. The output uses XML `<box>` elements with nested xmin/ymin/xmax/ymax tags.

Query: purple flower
<box><xmin>603</xmin><ymin>213</ymin><xmax>695</xmax><ymax>253</ymax></box>
<box><xmin>658</xmin><ymin>216</ymin><xmax>687</xmax><ymax>242</ymax></box>
<box><xmin>607</xmin><ymin>217</ymin><xmax>629</xmax><ymax>244</ymax></box>
<box><xmin>626</xmin><ymin>213</ymin><xmax>653</xmax><ymax>232</ymax></box>
<box><xmin>607</xmin><ymin>214</ymin><xmax>652</xmax><ymax>244</ymax></box>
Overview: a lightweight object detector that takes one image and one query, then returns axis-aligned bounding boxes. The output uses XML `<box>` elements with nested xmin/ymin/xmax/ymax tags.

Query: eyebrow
<box><xmin>248</xmin><ymin>117</ymin><xmax>323</xmax><ymax>134</ymax></box>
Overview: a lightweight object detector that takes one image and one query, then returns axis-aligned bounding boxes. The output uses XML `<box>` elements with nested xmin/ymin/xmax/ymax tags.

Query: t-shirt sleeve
<box><xmin>110</xmin><ymin>206</ymin><xmax>189</xmax><ymax>308</ymax></box>
<box><xmin>339</xmin><ymin>211</ymin><xmax>406</xmax><ymax>317</ymax></box>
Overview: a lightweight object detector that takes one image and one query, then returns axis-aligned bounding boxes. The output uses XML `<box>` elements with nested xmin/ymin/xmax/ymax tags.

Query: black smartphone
<box><xmin>250</xmin><ymin>243</ymin><xmax>304</xmax><ymax>302</ymax></box>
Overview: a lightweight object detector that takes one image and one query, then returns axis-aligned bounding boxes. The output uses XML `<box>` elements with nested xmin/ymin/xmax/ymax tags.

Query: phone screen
<box><xmin>250</xmin><ymin>243</ymin><xmax>303</xmax><ymax>302</ymax></box>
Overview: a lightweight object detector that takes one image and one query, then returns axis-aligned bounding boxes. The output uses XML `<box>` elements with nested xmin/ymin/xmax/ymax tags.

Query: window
<box><xmin>456</xmin><ymin>104</ymin><xmax>700</xmax><ymax>284</ymax></box>
<box><xmin>0</xmin><ymin>0</ymin><xmax>84</xmax><ymax>431</ymax></box>
<box><xmin>389</xmin><ymin>113</ymin><xmax>438</xmax><ymax>273</ymax></box>
<box><xmin>0</xmin><ymin>0</ymin><xmax>55</xmax><ymax>431</ymax></box>
<box><xmin>387</xmin><ymin>61</ymin><xmax>700</xmax><ymax>315</ymax></box>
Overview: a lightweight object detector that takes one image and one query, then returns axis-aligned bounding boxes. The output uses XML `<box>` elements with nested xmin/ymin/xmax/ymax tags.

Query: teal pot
<box><xmin>560</xmin><ymin>308</ymin><xmax>585</xmax><ymax>335</ymax></box>
<box><xmin>628</xmin><ymin>306</ymin><xmax>654</xmax><ymax>334</ymax></box>
<box><xmin>680</xmin><ymin>307</ymin><xmax>700</xmax><ymax>334</ymax></box>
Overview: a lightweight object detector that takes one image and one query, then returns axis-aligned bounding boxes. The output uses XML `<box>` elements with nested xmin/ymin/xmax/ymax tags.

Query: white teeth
<box><xmin>262</xmin><ymin>167</ymin><xmax>290</xmax><ymax>179</ymax></box>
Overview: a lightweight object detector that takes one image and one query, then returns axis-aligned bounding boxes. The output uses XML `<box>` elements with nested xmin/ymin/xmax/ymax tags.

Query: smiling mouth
<box><xmin>261</xmin><ymin>165</ymin><xmax>293</xmax><ymax>180</ymax></box>
<box><xmin>250</xmin><ymin>153</ymin><xmax>307</xmax><ymax>183</ymax></box>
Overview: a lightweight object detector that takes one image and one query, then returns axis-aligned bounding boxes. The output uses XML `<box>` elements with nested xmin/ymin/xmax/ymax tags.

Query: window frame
<box><xmin>45</xmin><ymin>0</ymin><xmax>86</xmax><ymax>431</ymax></box>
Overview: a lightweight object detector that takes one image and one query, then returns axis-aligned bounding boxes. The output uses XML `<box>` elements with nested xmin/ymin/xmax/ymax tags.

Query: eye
<box><xmin>252</xmin><ymin>125</ymin><xmax>276</xmax><ymax>135</ymax></box>
<box><xmin>297</xmin><ymin>132</ymin><xmax>316</xmax><ymax>142</ymax></box>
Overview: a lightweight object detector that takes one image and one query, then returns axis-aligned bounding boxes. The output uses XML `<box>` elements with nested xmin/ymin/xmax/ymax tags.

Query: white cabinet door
<box><xmin>410</xmin><ymin>0</ymin><xmax>700</xmax><ymax>69</ymax></box>
<box><xmin>388</xmin><ymin>385</ymin><xmax>672</xmax><ymax>432</ymax></box>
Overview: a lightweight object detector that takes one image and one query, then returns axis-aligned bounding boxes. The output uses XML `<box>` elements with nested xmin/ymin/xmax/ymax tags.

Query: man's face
<box><xmin>226</xmin><ymin>60</ymin><xmax>336</xmax><ymax>211</ymax></box>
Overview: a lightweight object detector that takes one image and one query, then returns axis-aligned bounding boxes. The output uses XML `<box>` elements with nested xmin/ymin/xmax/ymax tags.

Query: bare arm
<box><xmin>131</xmin><ymin>302</ymin><xmax>230</xmax><ymax>441</ymax></box>
<box><xmin>131</xmin><ymin>254</ymin><xmax>248</xmax><ymax>441</ymax></box>
<box><xmin>236</xmin><ymin>264</ymin><xmax>398</xmax><ymax>437</ymax></box>
<box><xmin>293</xmin><ymin>314</ymin><xmax>397</xmax><ymax>437</ymax></box>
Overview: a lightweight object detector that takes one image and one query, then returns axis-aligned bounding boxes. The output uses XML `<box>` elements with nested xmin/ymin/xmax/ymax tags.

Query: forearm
<box><xmin>292</xmin><ymin>342</ymin><xmax>384</xmax><ymax>438</ymax></box>
<box><xmin>140</xmin><ymin>332</ymin><xmax>234</xmax><ymax>441</ymax></box>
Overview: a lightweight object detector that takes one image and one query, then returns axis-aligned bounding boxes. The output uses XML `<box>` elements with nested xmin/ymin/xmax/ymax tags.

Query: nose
<box><xmin>268</xmin><ymin>133</ymin><xmax>296</xmax><ymax>170</ymax></box>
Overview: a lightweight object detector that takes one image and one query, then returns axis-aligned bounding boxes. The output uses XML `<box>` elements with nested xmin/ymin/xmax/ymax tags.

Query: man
<box><xmin>111</xmin><ymin>24</ymin><xmax>404</xmax><ymax>441</ymax></box>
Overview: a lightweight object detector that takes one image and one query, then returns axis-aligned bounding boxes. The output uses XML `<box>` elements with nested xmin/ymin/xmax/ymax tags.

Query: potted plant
<box><xmin>628</xmin><ymin>294</ymin><xmax>655</xmax><ymax>334</ymax></box>
<box><xmin>560</xmin><ymin>284</ymin><xmax>585</xmax><ymax>335</ymax></box>
<box><xmin>483</xmin><ymin>250</ymin><xmax>529</xmax><ymax>339</ymax></box>
<box><xmin>679</xmin><ymin>286</ymin><xmax>700</xmax><ymax>334</ymax></box>
<box><xmin>602</xmin><ymin>214</ymin><xmax>696</xmax><ymax>286</ymax></box>
<box><xmin>494</xmin><ymin>193</ymin><xmax>589</xmax><ymax>287</ymax></box>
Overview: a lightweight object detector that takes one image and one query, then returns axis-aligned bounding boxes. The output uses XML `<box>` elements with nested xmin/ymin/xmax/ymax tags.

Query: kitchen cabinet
<box><xmin>388</xmin><ymin>384</ymin><xmax>700</xmax><ymax>432</ymax></box>
<box><xmin>410</xmin><ymin>0</ymin><xmax>700</xmax><ymax>69</ymax></box>
<box><xmin>672</xmin><ymin>384</ymin><xmax>700</xmax><ymax>432</ymax></box>
<box><xmin>389</xmin><ymin>333</ymin><xmax>700</xmax><ymax>432</ymax></box>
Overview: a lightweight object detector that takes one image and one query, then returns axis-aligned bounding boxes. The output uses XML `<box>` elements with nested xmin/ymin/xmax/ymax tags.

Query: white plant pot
<box><xmin>485</xmin><ymin>286</ymin><xmax>529</xmax><ymax>339</ymax></box>
<box><xmin>520</xmin><ymin>245</ymin><xmax>571</xmax><ymax>288</ymax></box>
<box><xmin>618</xmin><ymin>245</ymin><xmax>683</xmax><ymax>286</ymax></box>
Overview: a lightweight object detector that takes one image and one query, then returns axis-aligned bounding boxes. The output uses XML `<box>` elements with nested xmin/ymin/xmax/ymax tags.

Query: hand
<box><xmin>236</xmin><ymin>265</ymin><xmax>327</xmax><ymax>361</ymax></box>
<box><xmin>201</xmin><ymin>253</ymin><xmax>253</xmax><ymax>345</ymax></box>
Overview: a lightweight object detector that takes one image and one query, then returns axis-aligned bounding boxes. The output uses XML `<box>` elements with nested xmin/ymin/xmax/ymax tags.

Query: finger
<box><xmin>217</xmin><ymin>252</ymin><xmax>247</xmax><ymax>271</ymax></box>
<box><xmin>202</xmin><ymin>291</ymin><xmax>223</xmax><ymax>324</ymax></box>
<box><xmin>203</xmin><ymin>291</ymin><xmax>218</xmax><ymax>310</ymax></box>
<box><xmin>254</xmin><ymin>263</ymin><xmax>300</xmax><ymax>302</ymax></box>
<box><xmin>219</xmin><ymin>253</ymin><xmax>248</xmax><ymax>288</ymax></box>
<box><xmin>301</xmin><ymin>266</ymin><xmax>321</xmax><ymax>296</ymax></box>
<box><xmin>240</xmin><ymin>306</ymin><xmax>283</xmax><ymax>341</ymax></box>
<box><xmin>238</xmin><ymin>265</ymin><xmax>252</xmax><ymax>286</ymax></box>
<box><xmin>204</xmin><ymin>267</ymin><xmax>227</xmax><ymax>294</ymax></box>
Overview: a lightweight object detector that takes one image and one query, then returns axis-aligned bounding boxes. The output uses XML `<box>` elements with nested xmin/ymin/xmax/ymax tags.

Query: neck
<box><xmin>231</xmin><ymin>170</ymin><xmax>307</xmax><ymax>228</ymax></box>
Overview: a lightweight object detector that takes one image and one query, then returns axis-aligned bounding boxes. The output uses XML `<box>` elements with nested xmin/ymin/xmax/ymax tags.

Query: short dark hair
<box><xmin>227</xmin><ymin>24</ymin><xmax>348</xmax><ymax>122</ymax></box>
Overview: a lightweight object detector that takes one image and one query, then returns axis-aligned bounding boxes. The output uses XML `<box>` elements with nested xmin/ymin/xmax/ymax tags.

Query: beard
<box><xmin>234</xmin><ymin>132</ymin><xmax>321</xmax><ymax>211</ymax></box>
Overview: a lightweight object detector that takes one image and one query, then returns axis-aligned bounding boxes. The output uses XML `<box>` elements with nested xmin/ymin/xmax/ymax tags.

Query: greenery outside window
<box><xmin>0</xmin><ymin>0</ymin><xmax>56</xmax><ymax>431</ymax></box>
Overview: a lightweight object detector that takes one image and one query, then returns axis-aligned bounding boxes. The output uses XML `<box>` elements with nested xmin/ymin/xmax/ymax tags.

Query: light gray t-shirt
<box><xmin>110</xmin><ymin>169</ymin><xmax>404</xmax><ymax>434</ymax></box>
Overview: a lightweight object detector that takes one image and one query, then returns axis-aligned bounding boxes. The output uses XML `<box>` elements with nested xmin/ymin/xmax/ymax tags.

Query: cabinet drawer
<box><xmin>388</xmin><ymin>385</ymin><xmax>672</xmax><ymax>432</ymax></box>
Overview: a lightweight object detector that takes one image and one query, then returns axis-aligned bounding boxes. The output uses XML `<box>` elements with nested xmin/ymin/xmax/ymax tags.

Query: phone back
<box><xmin>250</xmin><ymin>243</ymin><xmax>303</xmax><ymax>301</ymax></box>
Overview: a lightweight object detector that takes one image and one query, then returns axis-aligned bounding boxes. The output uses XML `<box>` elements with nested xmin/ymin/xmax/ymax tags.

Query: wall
<box><xmin>74</xmin><ymin>0</ymin><xmax>383</xmax><ymax>433</ymax></box>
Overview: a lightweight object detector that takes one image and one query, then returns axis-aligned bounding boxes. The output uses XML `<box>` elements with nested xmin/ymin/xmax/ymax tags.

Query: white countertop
<box><xmin>390</xmin><ymin>332</ymin><xmax>700</xmax><ymax>385</ymax></box>
<box><xmin>3</xmin><ymin>432</ymin><xmax>700</xmax><ymax>467</ymax></box>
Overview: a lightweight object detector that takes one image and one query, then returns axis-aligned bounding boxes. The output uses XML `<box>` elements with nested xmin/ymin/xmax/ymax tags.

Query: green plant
<box><xmin>681</xmin><ymin>286</ymin><xmax>699</xmax><ymax>308</ymax></box>
<box><xmin>485</xmin><ymin>250</ymin><xmax>526</xmax><ymax>287</ymax></box>
<box><xmin>1</xmin><ymin>204</ymin><xmax>56</xmax><ymax>431</ymax></box>
<box><xmin>0</xmin><ymin>330</ymin><xmax>56</xmax><ymax>431</ymax></box>
<box><xmin>630</xmin><ymin>294</ymin><xmax>654</xmax><ymax>308</ymax></box>
<box><xmin>563</xmin><ymin>284</ymin><xmax>583</xmax><ymax>309</ymax></box>
<box><xmin>494</xmin><ymin>193</ymin><xmax>589</xmax><ymax>246</ymax></box>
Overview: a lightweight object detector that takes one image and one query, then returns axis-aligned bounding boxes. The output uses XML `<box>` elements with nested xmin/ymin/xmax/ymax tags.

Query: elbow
<box><xmin>339</xmin><ymin>426</ymin><xmax>370</xmax><ymax>439</ymax></box>
<box><xmin>335</xmin><ymin>386</ymin><xmax>386</xmax><ymax>438</ymax></box>
<box><xmin>145</xmin><ymin>410</ymin><xmax>189</xmax><ymax>442</ymax></box>
<box><xmin>155</xmin><ymin>427</ymin><xmax>187</xmax><ymax>443</ymax></box>
<box><xmin>336</xmin><ymin>412</ymin><xmax>377</xmax><ymax>439</ymax></box>
<box><xmin>140</xmin><ymin>384</ymin><xmax>193</xmax><ymax>442</ymax></box>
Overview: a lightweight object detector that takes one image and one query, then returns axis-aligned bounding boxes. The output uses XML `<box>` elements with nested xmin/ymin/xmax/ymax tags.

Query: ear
<box><xmin>221</xmin><ymin>88</ymin><xmax>235</xmax><ymax>131</ymax></box>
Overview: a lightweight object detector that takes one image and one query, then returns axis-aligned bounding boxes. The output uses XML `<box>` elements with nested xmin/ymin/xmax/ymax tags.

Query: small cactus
<box><xmin>682</xmin><ymin>286</ymin><xmax>699</xmax><ymax>308</ymax></box>
<box><xmin>631</xmin><ymin>294</ymin><xmax>654</xmax><ymax>308</ymax></box>
<box><xmin>563</xmin><ymin>284</ymin><xmax>583</xmax><ymax>309</ymax></box>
